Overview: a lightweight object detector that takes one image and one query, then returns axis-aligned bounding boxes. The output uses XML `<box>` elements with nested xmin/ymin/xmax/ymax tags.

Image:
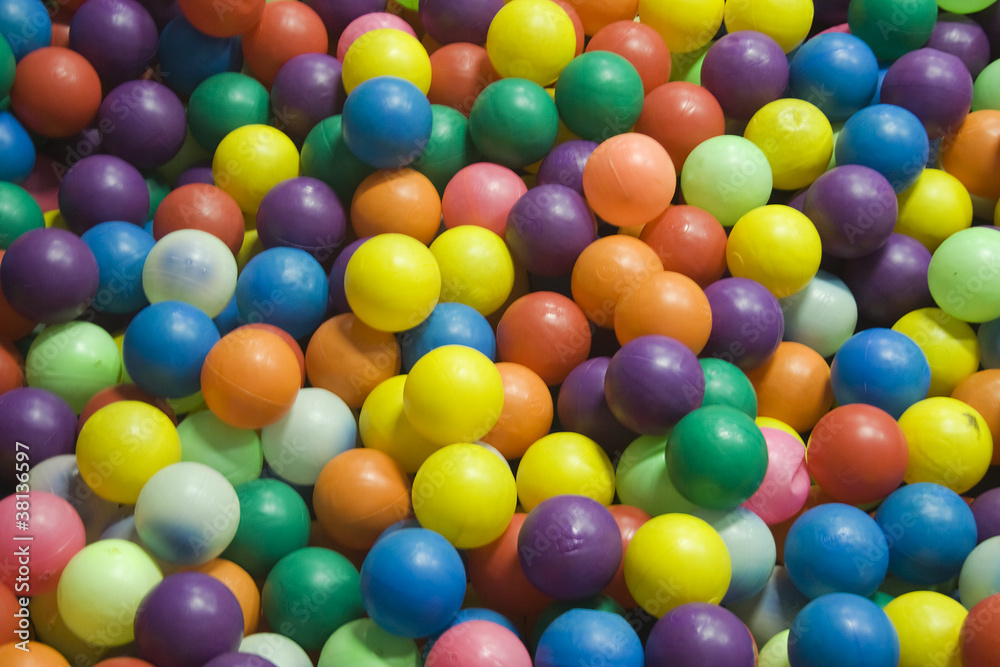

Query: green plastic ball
<box><xmin>938</xmin><ymin>0</ymin><xmax>997</xmax><ymax>12</ymax></box>
<box><xmin>301</xmin><ymin>114</ymin><xmax>377</xmax><ymax>207</ymax></box>
<box><xmin>318</xmin><ymin>618</ymin><xmax>421</xmax><ymax>667</ymax></box>
<box><xmin>261</xmin><ymin>547</ymin><xmax>364</xmax><ymax>652</ymax></box>
<box><xmin>188</xmin><ymin>72</ymin><xmax>271</xmax><ymax>152</ymax></box>
<box><xmin>25</xmin><ymin>322</ymin><xmax>122</xmax><ymax>413</ymax></box>
<box><xmin>530</xmin><ymin>595</ymin><xmax>627</xmax><ymax>655</ymax></box>
<box><xmin>0</xmin><ymin>35</ymin><xmax>14</xmax><ymax>109</ymax></box>
<box><xmin>145</xmin><ymin>174</ymin><xmax>171</xmax><ymax>222</ymax></box>
<box><xmin>973</xmin><ymin>59</ymin><xmax>1000</xmax><ymax>112</ymax></box>
<box><xmin>0</xmin><ymin>182</ymin><xmax>44</xmax><ymax>249</ymax></box>
<box><xmin>615</xmin><ymin>434</ymin><xmax>701</xmax><ymax>516</ymax></box>
<box><xmin>222</xmin><ymin>478</ymin><xmax>310</xmax><ymax>579</ymax></box>
<box><xmin>680</xmin><ymin>134</ymin><xmax>773</xmax><ymax>227</ymax></box>
<box><xmin>848</xmin><ymin>0</ymin><xmax>939</xmax><ymax>62</ymax></box>
<box><xmin>928</xmin><ymin>226</ymin><xmax>1000</xmax><ymax>322</ymax></box>
<box><xmin>411</xmin><ymin>105</ymin><xmax>479</xmax><ymax>195</ymax></box>
<box><xmin>666</xmin><ymin>405</ymin><xmax>769</xmax><ymax>510</ymax></box>
<box><xmin>177</xmin><ymin>410</ymin><xmax>263</xmax><ymax>487</ymax></box>
<box><xmin>468</xmin><ymin>78</ymin><xmax>559</xmax><ymax>170</ymax></box>
<box><xmin>700</xmin><ymin>358</ymin><xmax>758</xmax><ymax>418</ymax></box>
<box><xmin>555</xmin><ymin>51</ymin><xmax>645</xmax><ymax>142</ymax></box>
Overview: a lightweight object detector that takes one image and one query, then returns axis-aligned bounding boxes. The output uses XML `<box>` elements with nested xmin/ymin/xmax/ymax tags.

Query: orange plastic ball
<box><xmin>0</xmin><ymin>340</ymin><xmax>24</xmax><ymax>395</ymax></box>
<box><xmin>178</xmin><ymin>0</ymin><xmax>265</xmax><ymax>37</ymax></box>
<box><xmin>201</xmin><ymin>328</ymin><xmax>302</xmax><ymax>429</ymax></box>
<box><xmin>153</xmin><ymin>184</ymin><xmax>245</xmax><ymax>257</ymax></box>
<box><xmin>941</xmin><ymin>110</ymin><xmax>1000</xmax><ymax>203</ymax></box>
<box><xmin>582</xmin><ymin>132</ymin><xmax>677</xmax><ymax>227</ymax></box>
<box><xmin>466</xmin><ymin>513</ymin><xmax>553</xmax><ymax>617</ymax></box>
<box><xmin>586</xmin><ymin>21</ymin><xmax>671</xmax><ymax>95</ymax></box>
<box><xmin>0</xmin><ymin>642</ymin><xmax>69</xmax><ymax>667</ymax></box>
<box><xmin>951</xmin><ymin>369</ymin><xmax>1000</xmax><ymax>466</ymax></box>
<box><xmin>9</xmin><ymin>47</ymin><xmax>102</xmax><ymax>138</ymax></box>
<box><xmin>427</xmin><ymin>42</ymin><xmax>500</xmax><ymax>117</ymax></box>
<box><xmin>570</xmin><ymin>235</ymin><xmax>663</xmax><ymax>329</ymax></box>
<box><xmin>603</xmin><ymin>504</ymin><xmax>651</xmax><ymax>609</ymax></box>
<box><xmin>614</xmin><ymin>271</ymin><xmax>713</xmax><ymax>354</ymax></box>
<box><xmin>496</xmin><ymin>292</ymin><xmax>591</xmax><ymax>386</ymax></box>
<box><xmin>573</xmin><ymin>0</ymin><xmax>639</xmax><ymax>36</ymax></box>
<box><xmin>304</xmin><ymin>313</ymin><xmax>402</xmax><ymax>410</ymax></box>
<box><xmin>241</xmin><ymin>0</ymin><xmax>329</xmax><ymax>87</ymax></box>
<box><xmin>184</xmin><ymin>558</ymin><xmax>261</xmax><ymax>636</ymax></box>
<box><xmin>350</xmin><ymin>169</ymin><xmax>442</xmax><ymax>245</ymax></box>
<box><xmin>238</xmin><ymin>323</ymin><xmax>305</xmax><ymax>387</ymax></box>
<box><xmin>744</xmin><ymin>341</ymin><xmax>834</xmax><ymax>434</ymax></box>
<box><xmin>635</xmin><ymin>82</ymin><xmax>726</xmax><ymax>172</ymax></box>
<box><xmin>639</xmin><ymin>205</ymin><xmax>728</xmax><ymax>288</ymax></box>
<box><xmin>481</xmin><ymin>362</ymin><xmax>554</xmax><ymax>460</ymax></box>
<box><xmin>313</xmin><ymin>448</ymin><xmax>413</xmax><ymax>550</ymax></box>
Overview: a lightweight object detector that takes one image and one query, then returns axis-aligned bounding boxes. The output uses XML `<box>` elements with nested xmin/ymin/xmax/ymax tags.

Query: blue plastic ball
<box><xmin>534</xmin><ymin>609</ymin><xmax>643</xmax><ymax>667</ymax></box>
<box><xmin>158</xmin><ymin>15</ymin><xmax>243</xmax><ymax>97</ymax></box>
<box><xmin>80</xmin><ymin>221</ymin><xmax>156</xmax><ymax>314</ymax></box>
<box><xmin>212</xmin><ymin>294</ymin><xmax>243</xmax><ymax>336</ymax></box>
<box><xmin>788</xmin><ymin>593</ymin><xmax>899</xmax><ymax>667</ymax></box>
<box><xmin>0</xmin><ymin>111</ymin><xmax>35</xmax><ymax>183</ymax></box>
<box><xmin>789</xmin><ymin>33</ymin><xmax>880</xmax><ymax>123</ymax></box>
<box><xmin>834</xmin><ymin>104</ymin><xmax>930</xmax><ymax>193</ymax></box>
<box><xmin>784</xmin><ymin>504</ymin><xmax>889</xmax><ymax>599</ymax></box>
<box><xmin>123</xmin><ymin>300</ymin><xmax>221</xmax><ymax>398</ymax></box>
<box><xmin>0</xmin><ymin>0</ymin><xmax>52</xmax><ymax>60</ymax></box>
<box><xmin>235</xmin><ymin>247</ymin><xmax>328</xmax><ymax>341</ymax></box>
<box><xmin>359</xmin><ymin>527</ymin><xmax>466</xmax><ymax>638</ymax></box>
<box><xmin>874</xmin><ymin>482</ymin><xmax>977</xmax><ymax>585</ymax></box>
<box><xmin>399</xmin><ymin>302</ymin><xmax>496</xmax><ymax>371</ymax></box>
<box><xmin>830</xmin><ymin>327</ymin><xmax>932</xmax><ymax>419</ymax></box>
<box><xmin>341</xmin><ymin>76</ymin><xmax>433</xmax><ymax>170</ymax></box>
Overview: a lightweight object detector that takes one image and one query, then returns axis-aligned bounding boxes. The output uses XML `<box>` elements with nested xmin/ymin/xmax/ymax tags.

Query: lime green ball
<box><xmin>188</xmin><ymin>72</ymin><xmax>270</xmax><ymax>152</ymax></box>
<box><xmin>221</xmin><ymin>478</ymin><xmax>310</xmax><ymax>580</ymax></box>
<box><xmin>262</xmin><ymin>547</ymin><xmax>364</xmax><ymax>652</ymax></box>
<box><xmin>301</xmin><ymin>115</ymin><xmax>377</xmax><ymax>207</ymax></box>
<box><xmin>555</xmin><ymin>51</ymin><xmax>645</xmax><ymax>142</ymax></box>
<box><xmin>0</xmin><ymin>35</ymin><xmax>14</xmax><ymax>101</ymax></box>
<box><xmin>671</xmin><ymin>41</ymin><xmax>711</xmax><ymax>85</ymax></box>
<box><xmin>469</xmin><ymin>78</ymin><xmax>559</xmax><ymax>170</ymax></box>
<box><xmin>318</xmin><ymin>618</ymin><xmax>422</xmax><ymax>667</ymax></box>
<box><xmin>26</xmin><ymin>322</ymin><xmax>122</xmax><ymax>413</ymax></box>
<box><xmin>928</xmin><ymin>226</ymin><xmax>1000</xmax><ymax>322</ymax></box>
<box><xmin>938</xmin><ymin>0</ymin><xmax>997</xmax><ymax>12</ymax></box>
<box><xmin>973</xmin><ymin>59</ymin><xmax>1000</xmax><ymax>111</ymax></box>
<box><xmin>848</xmin><ymin>0</ymin><xmax>938</xmax><ymax>62</ymax></box>
<box><xmin>530</xmin><ymin>595</ymin><xmax>626</xmax><ymax>655</ymax></box>
<box><xmin>411</xmin><ymin>105</ymin><xmax>479</xmax><ymax>195</ymax></box>
<box><xmin>615</xmin><ymin>434</ymin><xmax>702</xmax><ymax>516</ymax></box>
<box><xmin>700</xmin><ymin>358</ymin><xmax>758</xmax><ymax>417</ymax></box>
<box><xmin>0</xmin><ymin>182</ymin><xmax>44</xmax><ymax>248</ymax></box>
<box><xmin>681</xmin><ymin>135</ymin><xmax>773</xmax><ymax>227</ymax></box>
<box><xmin>177</xmin><ymin>410</ymin><xmax>263</xmax><ymax>486</ymax></box>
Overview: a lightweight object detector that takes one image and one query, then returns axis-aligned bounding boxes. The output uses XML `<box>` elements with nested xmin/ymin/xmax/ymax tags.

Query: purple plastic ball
<box><xmin>802</xmin><ymin>165</ymin><xmax>897</xmax><ymax>259</ymax></box>
<box><xmin>176</xmin><ymin>164</ymin><xmax>216</xmax><ymax>187</ymax></box>
<box><xmin>971</xmin><ymin>487</ymin><xmax>1000</xmax><ymax>544</ymax></box>
<box><xmin>419</xmin><ymin>0</ymin><xmax>503</xmax><ymax>45</ymax></box>
<box><xmin>256</xmin><ymin>177</ymin><xmax>347</xmax><ymax>263</ymax></box>
<box><xmin>0</xmin><ymin>228</ymin><xmax>99</xmax><ymax>323</ymax></box>
<box><xmin>841</xmin><ymin>233</ymin><xmax>934</xmax><ymax>326</ymax></box>
<box><xmin>328</xmin><ymin>237</ymin><xmax>367</xmax><ymax>315</ymax></box>
<box><xmin>557</xmin><ymin>357</ymin><xmax>637</xmax><ymax>459</ymax></box>
<box><xmin>701</xmin><ymin>31</ymin><xmax>789</xmax><ymax>120</ymax></box>
<box><xmin>135</xmin><ymin>0</ymin><xmax>182</xmax><ymax>29</ymax></box>
<box><xmin>505</xmin><ymin>184</ymin><xmax>597</xmax><ymax>277</ymax></box>
<box><xmin>69</xmin><ymin>0</ymin><xmax>159</xmax><ymax>87</ymax></box>
<box><xmin>536</xmin><ymin>139</ymin><xmax>599</xmax><ymax>196</ymax></box>
<box><xmin>203</xmin><ymin>654</ymin><xmax>279</xmax><ymax>667</ymax></box>
<box><xmin>605</xmin><ymin>334</ymin><xmax>705</xmax><ymax>435</ymax></box>
<box><xmin>0</xmin><ymin>388</ymin><xmax>77</xmax><ymax>485</ymax></box>
<box><xmin>645</xmin><ymin>603</ymin><xmax>756</xmax><ymax>667</ymax></box>
<box><xmin>928</xmin><ymin>14</ymin><xmax>991</xmax><ymax>78</ymax></box>
<box><xmin>58</xmin><ymin>155</ymin><xmax>150</xmax><ymax>234</ymax></box>
<box><xmin>880</xmin><ymin>48</ymin><xmax>974</xmax><ymax>140</ymax></box>
<box><xmin>134</xmin><ymin>572</ymin><xmax>245</xmax><ymax>667</ymax></box>
<box><xmin>517</xmin><ymin>495</ymin><xmax>623</xmax><ymax>600</ymax></box>
<box><xmin>98</xmin><ymin>80</ymin><xmax>188</xmax><ymax>169</ymax></box>
<box><xmin>271</xmin><ymin>53</ymin><xmax>347</xmax><ymax>145</ymax></box>
<box><xmin>973</xmin><ymin>4</ymin><xmax>1000</xmax><ymax>65</ymax></box>
<box><xmin>702</xmin><ymin>278</ymin><xmax>785</xmax><ymax>371</ymax></box>
<box><xmin>309</xmin><ymin>0</ymin><xmax>386</xmax><ymax>43</ymax></box>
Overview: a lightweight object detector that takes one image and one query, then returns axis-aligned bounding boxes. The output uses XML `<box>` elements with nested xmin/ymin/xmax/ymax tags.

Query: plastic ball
<box><xmin>898</xmin><ymin>396</ymin><xmax>991</xmax><ymax>493</ymax></box>
<box><xmin>940</xmin><ymin>110</ymin><xmax>1000</xmax><ymax>206</ymax></box>
<box><xmin>745</xmin><ymin>341</ymin><xmax>834</xmax><ymax>434</ymax></box>
<box><xmin>0</xmin><ymin>111</ymin><xmax>33</xmax><ymax>183</ymax></box>
<box><xmin>0</xmin><ymin>492</ymin><xmax>84</xmax><ymax>597</ymax></box>
<box><xmin>975</xmin><ymin>59</ymin><xmax>1000</xmax><ymax>112</ymax></box>
<box><xmin>726</xmin><ymin>204</ymin><xmax>822</xmax><ymax>298</ymax></box>
<box><xmin>570</xmin><ymin>235</ymin><xmax>662</xmax><ymax>328</ymax></box>
<box><xmin>832</xmin><ymin>328</ymin><xmax>929</xmax><ymax>420</ymax></box>
<box><xmin>788</xmin><ymin>593</ymin><xmax>900</xmax><ymax>667</ymax></box>
<box><xmin>217</xmin><ymin>480</ymin><xmax>308</xmax><ymax>581</ymax></box>
<box><xmin>176</xmin><ymin>409</ymin><xmax>261</xmax><ymax>488</ymax></box>
<box><xmin>427</xmin><ymin>42</ymin><xmax>500</xmax><ymax>117</ymax></box>
<box><xmin>723</xmin><ymin>0</ymin><xmax>812</xmax><ymax>52</ymax></box>
<box><xmin>553</xmin><ymin>50</ymin><xmax>644</xmax><ymax>142</ymax></box>
<box><xmin>0</xmin><ymin>182</ymin><xmax>43</xmax><ymax>249</ymax></box>
<box><xmin>25</xmin><ymin>322</ymin><xmax>122</xmax><ymax>413</ymax></box>
<box><xmin>848</xmin><ymin>0</ymin><xmax>937</xmax><ymax>61</ymax></box>
<box><xmin>178</xmin><ymin>0</ymin><xmax>264</xmax><ymax>37</ymax></box>
<box><xmin>516</xmin><ymin>432</ymin><xmax>615</xmax><ymax>510</ymax></box>
<box><xmin>742</xmin><ymin>426</ymin><xmax>810</xmax><ymax>525</ymax></box>
<box><xmin>534</xmin><ymin>609</ymin><xmax>642</xmax><ymax>667</ymax></box>
<box><xmin>962</xmin><ymin>593</ymin><xmax>1000</xmax><ymax>667</ymax></box>
<box><xmin>236</xmin><ymin>248</ymin><xmax>328</xmax><ymax>340</ymax></box>
<box><xmin>56</xmin><ymin>539</ymin><xmax>163</xmax><ymax>647</ymax></box>
<box><xmin>882</xmin><ymin>47</ymin><xmax>974</xmax><ymax>140</ymax></box>
<box><xmin>0</xmin><ymin>34</ymin><xmax>11</xmax><ymax>98</ymax></box>
<box><xmin>441</xmin><ymin>162</ymin><xmax>525</xmax><ymax>236</ymax></box>
<box><xmin>342</xmin><ymin>28</ymin><xmax>430</xmax><ymax>95</ymax></box>
<box><xmin>585</xmin><ymin>20</ymin><xmax>670</xmax><ymax>96</ymax></box>
<box><xmin>802</xmin><ymin>164</ymin><xmax>897</xmax><ymax>259</ymax></box>
<box><xmin>57</xmin><ymin>154</ymin><xmax>149</xmax><ymax>235</ymax></box>
<box><xmin>69</xmin><ymin>0</ymin><xmax>157</xmax><ymax>87</ymax></box>
<box><xmin>212</xmin><ymin>124</ymin><xmax>299</xmax><ymax>215</ymax></box>
<box><xmin>701</xmin><ymin>277</ymin><xmax>784</xmax><ymax>370</ymax></box>
<box><xmin>635</xmin><ymin>81</ymin><xmax>725</xmax><ymax>172</ymax></box>
<box><xmin>342</xmin><ymin>77</ymin><xmax>432</xmax><ymax>168</ymax></box>
<box><xmin>789</xmin><ymin>32</ymin><xmax>880</xmax><ymax>123</ymax></box>
<box><xmin>400</xmin><ymin>302</ymin><xmax>495</xmax><ymax>371</ymax></box>
<box><xmin>240</xmin><ymin>0</ymin><xmax>327</xmax><ymax>88</ymax></box>
<box><xmin>681</xmin><ymin>135</ymin><xmax>772</xmax><ymax>227</ymax></box>
<box><xmin>893</xmin><ymin>307</ymin><xmax>979</xmax><ymax>397</ymax></box>
<box><xmin>535</xmin><ymin>139</ymin><xmax>597</xmax><ymax>195</ymax></box>
<box><xmin>9</xmin><ymin>47</ymin><xmax>101</xmax><ymax>138</ymax></box>
<box><xmin>701</xmin><ymin>30</ymin><xmax>790</xmax><ymax>121</ymax></box>
<box><xmin>1</xmin><ymin>228</ymin><xmax>98</xmax><ymax>323</ymax></box>
<box><xmin>693</xmin><ymin>506</ymin><xmax>776</xmax><ymax>604</ymax></box>
<box><xmin>238</xmin><ymin>633</ymin><xmax>311</xmax><ymax>667</ymax></box>
<box><xmin>96</xmin><ymin>80</ymin><xmax>186</xmax><ymax>169</ymax></box>
<box><xmin>79</xmin><ymin>222</ymin><xmax>154</xmax><ymax>315</ymax></box>
<box><xmin>316</xmin><ymin>618</ymin><xmax>420</xmax><ymax>667</ymax></box>
<box><xmin>201</xmin><ymin>328</ymin><xmax>302</xmax><ymax>429</ymax></box>
<box><xmin>485</xmin><ymin>0</ymin><xmax>574</xmax><ymax>85</ymax></box>
<box><xmin>698</xmin><ymin>357</ymin><xmax>757</xmax><ymax>417</ymax></box>
<box><xmin>468</xmin><ymin>78</ymin><xmax>559</xmax><ymax>171</ymax></box>
<box><xmin>896</xmin><ymin>169</ymin><xmax>973</xmax><ymax>253</ymax></box>
<box><xmin>350</xmin><ymin>169</ymin><xmax>441</xmax><ymax>244</ymax></box>
<box><xmin>358</xmin><ymin>375</ymin><xmax>441</xmax><ymax>473</ymax></box>
<box><xmin>952</xmin><ymin>369</ymin><xmax>1000</xmax><ymax>466</ymax></box>
<box><xmin>843</xmin><ymin>233</ymin><xmax>934</xmax><ymax>326</ymax></box>
<box><xmin>410</xmin><ymin>105</ymin><xmax>479</xmax><ymax>195</ymax></box>
<box><xmin>614</xmin><ymin>270</ymin><xmax>712</xmax><ymax>352</ymax></box>
<box><xmin>960</xmin><ymin>536</ymin><xmax>1000</xmax><ymax>609</ymax></box>
<box><xmin>835</xmin><ymin>104</ymin><xmax>930</xmax><ymax>193</ymax></box>
<box><xmin>778</xmin><ymin>270</ymin><xmax>858</xmax><ymax>358</ymax></box>
<box><xmin>883</xmin><ymin>591</ymin><xmax>968</xmax><ymax>667</ymax></box>
<box><xmin>636</xmin><ymin>0</ymin><xmax>722</xmax><ymax>54</ymax></box>
<box><xmin>270</xmin><ymin>53</ymin><xmax>346</xmax><ymax>145</ymax></box>
<box><xmin>506</xmin><ymin>184</ymin><xmax>596</xmax><ymax>276</ymax></box>
<box><xmin>615</xmin><ymin>434</ymin><xmax>702</xmax><ymax>516</ymax></box>
<box><xmin>929</xmin><ymin>227</ymin><xmax>1000</xmax><ymax>322</ymax></box>
<box><xmin>645</xmin><ymin>602</ymin><xmax>756</xmax><ymax>667</ymax></box>
<box><xmin>931</xmin><ymin>14</ymin><xmax>990</xmax><ymax>79</ymax></box>
<box><xmin>142</xmin><ymin>229</ymin><xmax>237</xmax><ymax>319</ymax></box>
<box><xmin>476</xmin><ymin>363</ymin><xmax>550</xmax><ymax>460</ymax></box>
<box><xmin>157</xmin><ymin>16</ymin><xmax>244</xmax><ymax>98</ymax></box>
<box><xmin>337</xmin><ymin>12</ymin><xmax>416</xmax><ymax>59</ymax></box>
<box><xmin>425</xmin><ymin>620</ymin><xmax>530</xmax><ymax>667</ymax></box>
<box><xmin>153</xmin><ymin>184</ymin><xmax>244</xmax><ymax>258</ymax></box>
<box><xmin>495</xmin><ymin>291</ymin><xmax>591</xmax><ymax>386</ymax></box>
<box><xmin>187</xmin><ymin>73</ymin><xmax>270</xmax><ymax>154</ymax></box>
<box><xmin>0</xmin><ymin>388</ymin><xmax>76</xmax><ymax>485</ymax></box>
<box><xmin>582</xmin><ymin>132</ymin><xmax>676</xmax><ymax>227</ymax></box>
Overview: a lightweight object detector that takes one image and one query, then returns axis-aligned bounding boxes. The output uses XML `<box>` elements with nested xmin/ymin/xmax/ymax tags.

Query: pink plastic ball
<box><xmin>425</xmin><ymin>620</ymin><xmax>532</xmax><ymax>667</ymax></box>
<box><xmin>336</xmin><ymin>14</ymin><xmax>418</xmax><ymax>60</ymax></box>
<box><xmin>0</xmin><ymin>491</ymin><xmax>86</xmax><ymax>595</ymax></box>
<box><xmin>742</xmin><ymin>427</ymin><xmax>811</xmax><ymax>525</ymax></box>
<box><xmin>441</xmin><ymin>162</ymin><xmax>527</xmax><ymax>237</ymax></box>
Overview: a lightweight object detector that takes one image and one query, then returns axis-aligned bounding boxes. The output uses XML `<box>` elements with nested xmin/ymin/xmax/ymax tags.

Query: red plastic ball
<box><xmin>640</xmin><ymin>204</ymin><xmax>728</xmax><ymax>288</ymax></box>
<box><xmin>242</xmin><ymin>1</ymin><xmax>329</xmax><ymax>87</ymax></box>
<box><xmin>496</xmin><ymin>291</ymin><xmax>592</xmax><ymax>386</ymax></box>
<box><xmin>962</xmin><ymin>593</ymin><xmax>1000</xmax><ymax>667</ymax></box>
<box><xmin>586</xmin><ymin>20</ymin><xmax>671</xmax><ymax>95</ymax></box>
<box><xmin>0</xmin><ymin>339</ymin><xmax>24</xmax><ymax>395</ymax></box>
<box><xmin>466</xmin><ymin>512</ymin><xmax>553</xmax><ymax>617</ymax></box>
<box><xmin>153</xmin><ymin>184</ymin><xmax>245</xmax><ymax>256</ymax></box>
<box><xmin>427</xmin><ymin>42</ymin><xmax>501</xmax><ymax>117</ymax></box>
<box><xmin>9</xmin><ymin>47</ymin><xmax>102</xmax><ymax>138</ymax></box>
<box><xmin>178</xmin><ymin>0</ymin><xmax>265</xmax><ymax>38</ymax></box>
<box><xmin>603</xmin><ymin>504</ymin><xmax>651</xmax><ymax>608</ymax></box>
<box><xmin>635</xmin><ymin>81</ymin><xmax>726</xmax><ymax>171</ymax></box>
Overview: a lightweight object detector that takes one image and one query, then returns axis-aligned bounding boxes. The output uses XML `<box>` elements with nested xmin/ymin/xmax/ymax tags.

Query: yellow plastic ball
<box><xmin>724</xmin><ymin>0</ymin><xmax>814</xmax><ymax>53</ymax></box>
<box><xmin>726</xmin><ymin>204</ymin><xmax>822</xmax><ymax>298</ymax></box>
<box><xmin>756</xmin><ymin>416</ymin><xmax>806</xmax><ymax>445</ymax></box>
<box><xmin>486</xmin><ymin>0</ymin><xmax>576</xmax><ymax>86</ymax></box>
<box><xmin>515</xmin><ymin>431</ymin><xmax>616</xmax><ymax>510</ymax></box>
<box><xmin>359</xmin><ymin>375</ymin><xmax>443</xmax><ymax>473</ymax></box>
<box><xmin>896</xmin><ymin>169</ymin><xmax>973</xmax><ymax>252</ymax></box>
<box><xmin>892</xmin><ymin>307</ymin><xmax>979</xmax><ymax>397</ymax></box>
<box><xmin>624</xmin><ymin>513</ymin><xmax>732</xmax><ymax>617</ymax></box>
<box><xmin>430</xmin><ymin>225</ymin><xmax>515</xmax><ymax>317</ymax></box>
<box><xmin>212</xmin><ymin>124</ymin><xmax>299</xmax><ymax>214</ymax></box>
<box><xmin>56</xmin><ymin>539</ymin><xmax>163</xmax><ymax>647</ymax></box>
<box><xmin>76</xmin><ymin>401</ymin><xmax>182</xmax><ymax>504</ymax></box>
<box><xmin>403</xmin><ymin>345</ymin><xmax>504</xmax><ymax>445</ymax></box>
<box><xmin>897</xmin><ymin>397</ymin><xmax>992</xmax><ymax>494</ymax></box>
<box><xmin>744</xmin><ymin>99</ymin><xmax>833</xmax><ymax>191</ymax></box>
<box><xmin>342</xmin><ymin>28</ymin><xmax>433</xmax><ymax>95</ymax></box>
<box><xmin>883</xmin><ymin>591</ymin><xmax>967</xmax><ymax>667</ymax></box>
<box><xmin>638</xmin><ymin>0</ymin><xmax>724</xmax><ymax>54</ymax></box>
<box><xmin>412</xmin><ymin>443</ymin><xmax>517</xmax><ymax>549</ymax></box>
<box><xmin>344</xmin><ymin>233</ymin><xmax>442</xmax><ymax>333</ymax></box>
